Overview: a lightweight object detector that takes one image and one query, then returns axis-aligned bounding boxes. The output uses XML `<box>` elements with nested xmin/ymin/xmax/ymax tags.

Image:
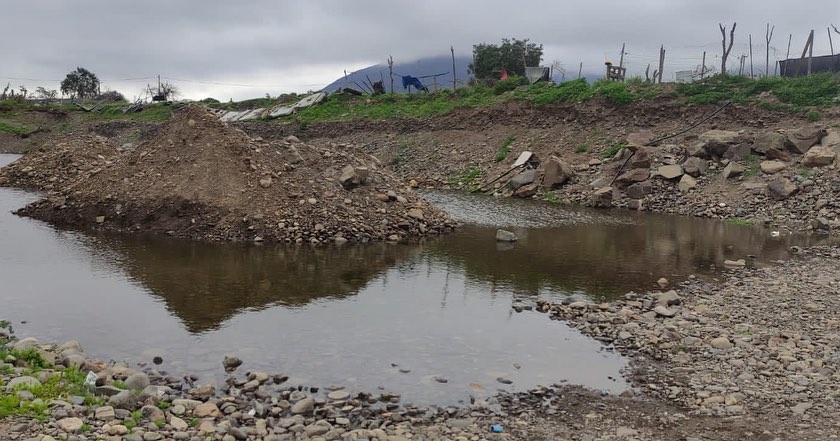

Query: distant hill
<box><xmin>322</xmin><ymin>55</ymin><xmax>605</xmax><ymax>94</ymax></box>
<box><xmin>323</xmin><ymin>55</ymin><xmax>473</xmax><ymax>93</ymax></box>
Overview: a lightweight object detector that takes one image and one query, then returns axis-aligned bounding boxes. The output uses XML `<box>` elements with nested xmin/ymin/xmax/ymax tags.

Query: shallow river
<box><xmin>0</xmin><ymin>154</ymin><xmax>828</xmax><ymax>405</ymax></box>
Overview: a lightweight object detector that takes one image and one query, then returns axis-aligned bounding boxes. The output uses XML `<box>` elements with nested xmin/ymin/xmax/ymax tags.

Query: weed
<box><xmin>671</xmin><ymin>344</ymin><xmax>687</xmax><ymax>353</ymax></box>
<box><xmin>157</xmin><ymin>401</ymin><xmax>170</xmax><ymax>410</ymax></box>
<box><xmin>131</xmin><ymin>410</ymin><xmax>142</xmax><ymax>421</ymax></box>
<box><xmin>9</xmin><ymin>348</ymin><xmax>50</xmax><ymax>370</ymax></box>
<box><xmin>0</xmin><ymin>368</ymin><xmax>93</xmax><ymax>418</ymax></box>
<box><xmin>154</xmin><ymin>418</ymin><xmax>165</xmax><ymax>428</ymax></box>
<box><xmin>125</xmin><ymin>420</ymin><xmax>137</xmax><ymax>430</ymax></box>
<box><xmin>602</xmin><ymin>142</ymin><xmax>627</xmax><ymax>159</ymax></box>
<box><xmin>81</xmin><ymin>423</ymin><xmax>90</xmax><ymax>433</ymax></box>
<box><xmin>112</xmin><ymin>380</ymin><xmax>128</xmax><ymax>390</ymax></box>
<box><xmin>448</xmin><ymin>165</ymin><xmax>481</xmax><ymax>187</ymax></box>
<box><xmin>495</xmin><ymin>135</ymin><xmax>515</xmax><ymax>162</ymax></box>
<box><xmin>575</xmin><ymin>143</ymin><xmax>590</xmax><ymax>153</ymax></box>
<box><xmin>189</xmin><ymin>418</ymin><xmax>200</xmax><ymax>427</ymax></box>
<box><xmin>592</xmin><ymin>80</ymin><xmax>636</xmax><ymax>105</ymax></box>
<box><xmin>742</xmin><ymin>154</ymin><xmax>761</xmax><ymax>177</ymax></box>
<box><xmin>806</xmin><ymin>110</ymin><xmax>822</xmax><ymax>122</ymax></box>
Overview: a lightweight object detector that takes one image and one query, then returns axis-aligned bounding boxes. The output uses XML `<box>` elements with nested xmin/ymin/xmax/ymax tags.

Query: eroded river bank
<box><xmin>2</xmin><ymin>151</ymin><xmax>839</xmax><ymax>440</ymax></box>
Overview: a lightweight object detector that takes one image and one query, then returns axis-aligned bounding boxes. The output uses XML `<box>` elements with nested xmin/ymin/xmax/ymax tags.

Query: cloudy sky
<box><xmin>3</xmin><ymin>1</ymin><xmax>838</xmax><ymax>101</ymax></box>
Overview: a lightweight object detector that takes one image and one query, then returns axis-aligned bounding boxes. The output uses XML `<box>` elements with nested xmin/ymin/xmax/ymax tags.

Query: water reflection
<box><xmin>424</xmin><ymin>191</ymin><xmax>832</xmax><ymax>298</ymax></box>
<box><xmin>91</xmin><ymin>236</ymin><xmax>422</xmax><ymax>333</ymax></box>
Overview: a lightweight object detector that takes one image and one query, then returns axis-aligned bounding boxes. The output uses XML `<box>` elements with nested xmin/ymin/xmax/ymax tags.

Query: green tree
<box><xmin>469</xmin><ymin>38</ymin><xmax>543</xmax><ymax>80</ymax></box>
<box><xmin>60</xmin><ymin>67</ymin><xmax>100</xmax><ymax>99</ymax></box>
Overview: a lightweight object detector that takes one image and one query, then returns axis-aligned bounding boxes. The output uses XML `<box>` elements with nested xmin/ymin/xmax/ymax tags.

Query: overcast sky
<box><xmin>3</xmin><ymin>1</ymin><xmax>838</xmax><ymax>101</ymax></box>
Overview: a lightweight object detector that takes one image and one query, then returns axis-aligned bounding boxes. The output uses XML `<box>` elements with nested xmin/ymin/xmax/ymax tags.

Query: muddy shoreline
<box><xmin>3</xmin><ymin>246</ymin><xmax>839</xmax><ymax>440</ymax></box>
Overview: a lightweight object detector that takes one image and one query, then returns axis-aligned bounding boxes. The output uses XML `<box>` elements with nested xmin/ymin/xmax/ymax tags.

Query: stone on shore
<box><xmin>495</xmin><ymin>229</ymin><xmax>517</xmax><ymax>242</ymax></box>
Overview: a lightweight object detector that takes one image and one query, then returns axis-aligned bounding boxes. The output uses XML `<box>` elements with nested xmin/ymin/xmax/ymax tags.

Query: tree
<box><xmin>719</xmin><ymin>23</ymin><xmax>737</xmax><ymax>75</ymax></box>
<box><xmin>34</xmin><ymin>86</ymin><xmax>58</xmax><ymax>100</ymax></box>
<box><xmin>60</xmin><ymin>67</ymin><xmax>99</xmax><ymax>99</ymax></box>
<box><xmin>469</xmin><ymin>38</ymin><xmax>543</xmax><ymax>80</ymax></box>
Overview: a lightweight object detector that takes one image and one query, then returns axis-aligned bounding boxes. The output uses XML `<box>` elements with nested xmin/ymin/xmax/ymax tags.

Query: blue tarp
<box><xmin>401</xmin><ymin>75</ymin><xmax>428</xmax><ymax>92</ymax></box>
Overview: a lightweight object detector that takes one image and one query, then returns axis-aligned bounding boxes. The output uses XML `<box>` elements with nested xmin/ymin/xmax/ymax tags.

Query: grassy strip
<box><xmin>0</xmin><ymin>121</ymin><xmax>31</xmax><ymax>135</ymax></box>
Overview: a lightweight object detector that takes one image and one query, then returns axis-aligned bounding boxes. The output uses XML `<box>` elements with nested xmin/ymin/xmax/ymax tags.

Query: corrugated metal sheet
<box><xmin>778</xmin><ymin>54</ymin><xmax>840</xmax><ymax>77</ymax></box>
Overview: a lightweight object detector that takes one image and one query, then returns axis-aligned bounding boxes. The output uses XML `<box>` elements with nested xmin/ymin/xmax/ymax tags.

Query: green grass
<box><xmin>575</xmin><ymin>143</ymin><xmax>590</xmax><ymax>153</ymax></box>
<box><xmin>602</xmin><ymin>142</ymin><xmax>627</xmax><ymax>159</ymax></box>
<box><xmin>743</xmin><ymin>154</ymin><xmax>761</xmax><ymax>177</ymax></box>
<box><xmin>157</xmin><ymin>400</ymin><xmax>170</xmax><ymax>409</ymax></box>
<box><xmin>806</xmin><ymin>110</ymin><xmax>822</xmax><ymax>122</ymax></box>
<box><xmin>496</xmin><ymin>135</ymin><xmax>515</xmax><ymax>162</ymax></box>
<box><xmin>92</xmin><ymin>103</ymin><xmax>172</xmax><ymax>122</ymax></box>
<box><xmin>0</xmin><ymin>121</ymin><xmax>30</xmax><ymax>135</ymax></box>
<box><xmin>677</xmin><ymin>73</ymin><xmax>840</xmax><ymax>107</ymax></box>
<box><xmin>0</xmin><ymin>367</ymin><xmax>92</xmax><ymax>418</ymax></box>
<box><xmin>449</xmin><ymin>165</ymin><xmax>481</xmax><ymax>188</ymax></box>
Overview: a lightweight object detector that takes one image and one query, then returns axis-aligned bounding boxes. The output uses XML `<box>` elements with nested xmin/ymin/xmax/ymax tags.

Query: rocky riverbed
<box><xmin>3</xmin><ymin>246</ymin><xmax>840</xmax><ymax>440</ymax></box>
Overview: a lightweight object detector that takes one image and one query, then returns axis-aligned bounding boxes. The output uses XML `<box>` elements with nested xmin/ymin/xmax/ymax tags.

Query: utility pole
<box><xmin>578</xmin><ymin>62</ymin><xmax>583</xmax><ymax>79</ymax></box>
<box><xmin>701</xmin><ymin>51</ymin><xmax>706</xmax><ymax>79</ymax></box>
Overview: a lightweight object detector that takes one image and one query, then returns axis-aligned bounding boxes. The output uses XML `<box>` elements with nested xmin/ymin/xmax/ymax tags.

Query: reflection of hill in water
<box><xmin>90</xmin><ymin>236</ymin><xmax>422</xmax><ymax>333</ymax></box>
<box><xmin>427</xmin><ymin>215</ymin><xmax>830</xmax><ymax>298</ymax></box>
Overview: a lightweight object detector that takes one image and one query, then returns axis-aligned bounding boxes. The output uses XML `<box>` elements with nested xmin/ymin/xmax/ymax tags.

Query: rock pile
<box><xmin>12</xmin><ymin>106</ymin><xmax>456</xmax><ymax>243</ymax></box>
<box><xmin>0</xmin><ymin>134</ymin><xmax>118</xmax><ymax>190</ymax></box>
<box><xmin>530</xmin><ymin>246</ymin><xmax>840</xmax><ymax>439</ymax></box>
<box><xmin>489</xmin><ymin>124</ymin><xmax>839</xmax><ymax>233</ymax></box>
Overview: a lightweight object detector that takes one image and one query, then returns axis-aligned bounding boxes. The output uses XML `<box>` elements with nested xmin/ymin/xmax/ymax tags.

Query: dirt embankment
<box><xmin>3</xmin><ymin>105</ymin><xmax>456</xmax><ymax>243</ymax></box>
<box><xmin>241</xmin><ymin>99</ymin><xmax>840</xmax><ymax>235</ymax></box>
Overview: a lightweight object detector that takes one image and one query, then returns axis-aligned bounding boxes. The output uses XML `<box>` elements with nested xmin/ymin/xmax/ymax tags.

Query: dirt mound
<box><xmin>0</xmin><ymin>134</ymin><xmax>118</xmax><ymax>190</ymax></box>
<box><xmin>17</xmin><ymin>105</ymin><xmax>456</xmax><ymax>243</ymax></box>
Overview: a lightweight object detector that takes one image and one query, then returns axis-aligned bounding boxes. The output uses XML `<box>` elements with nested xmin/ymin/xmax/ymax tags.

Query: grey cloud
<box><xmin>2</xmin><ymin>0</ymin><xmax>837</xmax><ymax>100</ymax></box>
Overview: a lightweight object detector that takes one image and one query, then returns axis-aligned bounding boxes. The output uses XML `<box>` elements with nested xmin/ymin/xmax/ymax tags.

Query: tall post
<box><xmin>701</xmin><ymin>51</ymin><xmax>706</xmax><ymax>79</ymax></box>
<box><xmin>807</xmin><ymin>30</ymin><xmax>814</xmax><ymax>75</ymax></box>
<box><xmin>658</xmin><ymin>45</ymin><xmax>665</xmax><ymax>83</ymax></box>
<box><xmin>387</xmin><ymin>56</ymin><xmax>394</xmax><ymax>94</ymax></box>
<box><xmin>783</xmin><ymin>34</ymin><xmax>792</xmax><ymax>76</ymax></box>
<box><xmin>829</xmin><ymin>28</ymin><xmax>836</xmax><ymax>72</ymax></box>
<box><xmin>765</xmin><ymin>24</ymin><xmax>775</xmax><ymax>77</ymax></box>
<box><xmin>578</xmin><ymin>62</ymin><xmax>583</xmax><ymax>79</ymax></box>
<box><xmin>749</xmin><ymin>34</ymin><xmax>754</xmax><ymax>79</ymax></box>
<box><xmin>451</xmin><ymin>46</ymin><xmax>457</xmax><ymax>90</ymax></box>
<box><xmin>796</xmin><ymin>30</ymin><xmax>814</xmax><ymax>76</ymax></box>
<box><xmin>619</xmin><ymin>42</ymin><xmax>625</xmax><ymax>68</ymax></box>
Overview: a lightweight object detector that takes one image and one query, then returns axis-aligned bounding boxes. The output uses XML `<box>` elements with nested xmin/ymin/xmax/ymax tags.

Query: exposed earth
<box><xmin>2</xmin><ymin>95</ymin><xmax>840</xmax><ymax>440</ymax></box>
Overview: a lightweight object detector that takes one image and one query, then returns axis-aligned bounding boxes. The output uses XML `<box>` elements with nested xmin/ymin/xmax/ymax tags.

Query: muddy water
<box><xmin>0</xmin><ymin>153</ymin><xmax>829</xmax><ymax>405</ymax></box>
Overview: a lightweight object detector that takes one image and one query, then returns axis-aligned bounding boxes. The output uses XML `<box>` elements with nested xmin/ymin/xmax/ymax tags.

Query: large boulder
<box><xmin>752</xmin><ymin>132</ymin><xmax>786</xmax><ymax>155</ymax></box>
<box><xmin>629</xmin><ymin>148</ymin><xmax>652</xmax><ymax>169</ymax></box>
<box><xmin>721</xmin><ymin>162</ymin><xmax>745</xmax><ymax>179</ymax></box>
<box><xmin>678</xmin><ymin>174</ymin><xmax>697</xmax><ymax>192</ymax></box>
<box><xmin>699</xmin><ymin>130</ymin><xmax>741</xmax><ymax>157</ymax></box>
<box><xmin>590</xmin><ymin>187</ymin><xmax>614</xmax><ymax>208</ymax></box>
<box><xmin>542</xmin><ymin>156</ymin><xmax>575</xmax><ymax>188</ymax></box>
<box><xmin>767</xmin><ymin>178</ymin><xmax>798</xmax><ymax>201</ymax></box>
<box><xmin>507</xmin><ymin>169</ymin><xmax>536</xmax><ymax>191</ymax></box>
<box><xmin>614</xmin><ymin>168</ymin><xmax>650</xmax><ymax>188</ymax></box>
<box><xmin>723</xmin><ymin>143</ymin><xmax>751</xmax><ymax>161</ymax></box>
<box><xmin>657</xmin><ymin>164</ymin><xmax>684</xmax><ymax>180</ymax></box>
<box><xmin>821</xmin><ymin>129</ymin><xmax>840</xmax><ymax>148</ymax></box>
<box><xmin>682</xmin><ymin>157</ymin><xmax>709</xmax><ymax>177</ymax></box>
<box><xmin>786</xmin><ymin>127</ymin><xmax>826</xmax><ymax>154</ymax></box>
<box><xmin>760</xmin><ymin>160</ymin><xmax>786</xmax><ymax>174</ymax></box>
<box><xmin>625</xmin><ymin>181</ymin><xmax>653</xmax><ymax>199</ymax></box>
<box><xmin>802</xmin><ymin>146</ymin><xmax>836</xmax><ymax>168</ymax></box>
<box><xmin>626</xmin><ymin>130</ymin><xmax>655</xmax><ymax>147</ymax></box>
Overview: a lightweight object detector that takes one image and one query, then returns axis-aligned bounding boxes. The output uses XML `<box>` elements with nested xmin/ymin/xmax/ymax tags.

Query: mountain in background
<box><xmin>323</xmin><ymin>55</ymin><xmax>473</xmax><ymax>93</ymax></box>
<box><xmin>322</xmin><ymin>55</ymin><xmax>605</xmax><ymax>93</ymax></box>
